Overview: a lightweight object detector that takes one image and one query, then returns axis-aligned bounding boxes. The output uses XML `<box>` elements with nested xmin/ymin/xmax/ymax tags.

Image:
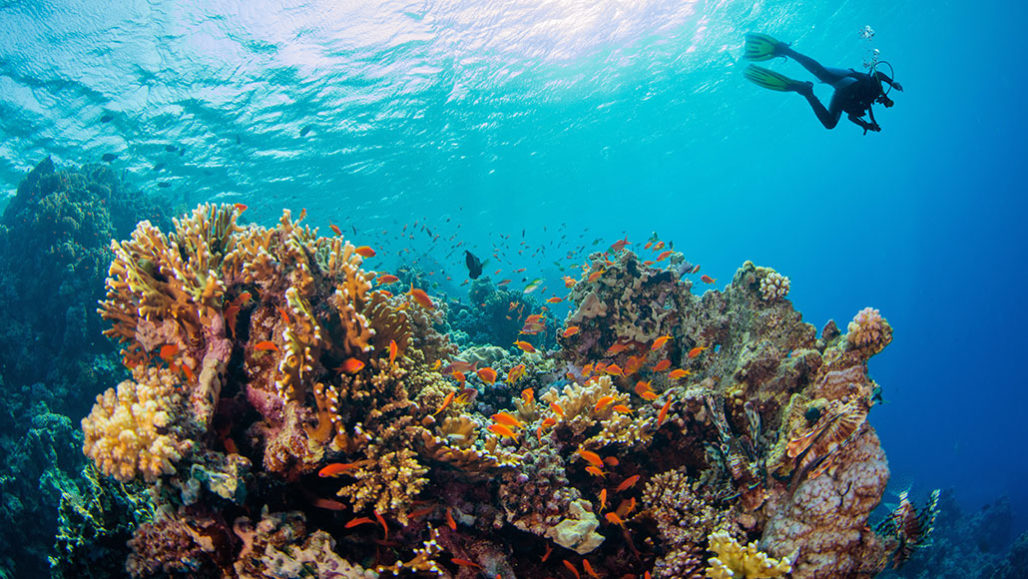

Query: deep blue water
<box><xmin>2</xmin><ymin>0</ymin><xmax>1026</xmax><ymax>540</ymax></box>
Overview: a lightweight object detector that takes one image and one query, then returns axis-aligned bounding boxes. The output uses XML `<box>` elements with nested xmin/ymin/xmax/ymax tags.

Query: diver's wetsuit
<box><xmin>781</xmin><ymin>46</ymin><xmax>901</xmax><ymax>132</ymax></box>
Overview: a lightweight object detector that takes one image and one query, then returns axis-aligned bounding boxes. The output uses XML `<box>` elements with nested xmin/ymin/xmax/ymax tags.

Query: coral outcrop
<box><xmin>70</xmin><ymin>210</ymin><xmax>912</xmax><ymax>577</ymax></box>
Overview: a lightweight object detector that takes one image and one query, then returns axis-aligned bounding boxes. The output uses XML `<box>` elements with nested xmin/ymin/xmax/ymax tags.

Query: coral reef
<box><xmin>65</xmin><ymin>209</ymin><xmax>920</xmax><ymax>577</ymax></box>
<box><xmin>0</xmin><ymin>157</ymin><xmax>167</xmax><ymax>578</ymax></box>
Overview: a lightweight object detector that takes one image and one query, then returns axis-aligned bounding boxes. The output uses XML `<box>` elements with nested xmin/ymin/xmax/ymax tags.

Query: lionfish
<box><xmin>876</xmin><ymin>488</ymin><xmax>940</xmax><ymax>568</ymax></box>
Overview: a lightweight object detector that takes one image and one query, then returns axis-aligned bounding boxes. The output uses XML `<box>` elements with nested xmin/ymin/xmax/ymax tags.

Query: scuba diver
<box><xmin>742</xmin><ymin>33</ymin><xmax>903</xmax><ymax>134</ymax></box>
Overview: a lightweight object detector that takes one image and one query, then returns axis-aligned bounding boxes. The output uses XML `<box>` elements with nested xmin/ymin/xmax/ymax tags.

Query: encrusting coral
<box><xmin>75</xmin><ymin>209</ymin><xmax>916</xmax><ymax>577</ymax></box>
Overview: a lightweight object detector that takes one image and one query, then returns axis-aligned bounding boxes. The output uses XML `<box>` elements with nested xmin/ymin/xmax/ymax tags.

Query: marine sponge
<box><xmin>846</xmin><ymin>307</ymin><xmax>893</xmax><ymax>356</ymax></box>
<box><xmin>81</xmin><ymin>367</ymin><xmax>192</xmax><ymax>482</ymax></box>
<box><xmin>705</xmin><ymin>530</ymin><xmax>792</xmax><ymax>579</ymax></box>
<box><xmin>758</xmin><ymin>270</ymin><xmax>791</xmax><ymax>302</ymax></box>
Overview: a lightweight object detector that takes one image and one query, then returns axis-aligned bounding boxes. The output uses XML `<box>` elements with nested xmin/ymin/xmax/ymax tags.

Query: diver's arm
<box><xmin>848</xmin><ymin>112</ymin><xmax>880</xmax><ymax>134</ymax></box>
<box><xmin>874</xmin><ymin>71</ymin><xmax>903</xmax><ymax>91</ymax></box>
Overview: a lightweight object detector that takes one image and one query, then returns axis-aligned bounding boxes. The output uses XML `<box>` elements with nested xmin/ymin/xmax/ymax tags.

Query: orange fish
<box><xmin>488</xmin><ymin>423</ymin><xmax>518</xmax><ymax>439</ymax></box>
<box><xmin>652</xmin><ymin>359</ymin><xmax>671</xmax><ymax>372</ymax></box>
<box><xmin>434</xmin><ymin>391</ymin><xmax>455</xmax><ymax>415</ymax></box>
<box><xmin>546</xmin><ymin>296</ymin><xmax>562</xmax><ymax>304</ymax></box>
<box><xmin>634</xmin><ymin>380</ymin><xmax>653</xmax><ymax>397</ymax></box>
<box><xmin>277</xmin><ymin>306</ymin><xmax>291</xmax><ymax>324</ymax></box>
<box><xmin>159</xmin><ymin>344</ymin><xmax>179</xmax><ymax>361</ymax></box>
<box><xmin>656</xmin><ymin>250</ymin><xmax>673</xmax><ymax>262</ymax></box>
<box><xmin>603</xmin><ymin>456</ymin><xmax>619</xmax><ymax>467</ymax></box>
<box><xmin>181</xmin><ymin>363</ymin><xmax>195</xmax><ymax>382</ymax></box>
<box><xmin>577</xmin><ymin>449</ymin><xmax>604</xmax><ymax>469</ymax></box>
<box><xmin>593</xmin><ymin>396</ymin><xmax>615</xmax><ymax>413</ymax></box>
<box><xmin>542</xmin><ymin>544</ymin><xmax>553</xmax><ymax>562</ymax></box>
<box><xmin>612</xmin><ymin>404</ymin><xmax>633</xmax><ymax>414</ymax></box>
<box><xmin>318</xmin><ymin>461</ymin><xmax>372</xmax><ymax>477</ymax></box>
<box><xmin>451</xmin><ymin>558</ymin><xmax>482</xmax><ymax>569</ymax></box>
<box><xmin>653</xmin><ymin>240</ymin><xmax>665</xmax><ymax>250</ymax></box>
<box><xmin>587</xmin><ymin>269</ymin><xmax>604</xmax><ymax>283</ymax></box>
<box><xmin>605</xmin><ymin>512</ymin><xmax>625</xmax><ymax>526</ymax></box>
<box><xmin>657</xmin><ymin>397</ymin><xmax>673</xmax><ymax>426</ymax></box>
<box><xmin>338</xmin><ymin>358</ymin><xmax>365</xmax><ymax>374</ymax></box>
<box><xmin>550</xmin><ymin>401</ymin><xmax>565</xmax><ymax>418</ymax></box>
<box><xmin>452</xmin><ymin>371</ymin><xmax>467</xmax><ymax>385</ymax></box>
<box><xmin>615</xmin><ymin>497</ymin><xmax>637</xmax><ymax>517</ymax></box>
<box><xmin>498</xmin><ymin>279</ymin><xmax>512</xmax><ymax>286</ymax></box>
<box><xmin>562</xmin><ymin>326</ymin><xmax>581</xmax><ymax>338</ymax></box>
<box><xmin>432</xmin><ymin>359</ymin><xmax>442</xmax><ymax>370</ymax></box>
<box><xmin>650</xmin><ymin>335</ymin><xmax>671</xmax><ymax>350</ymax></box>
<box><xmin>445</xmin><ymin>507</ymin><xmax>457</xmax><ymax>530</ymax></box>
<box><xmin>640</xmin><ymin>391</ymin><xmax>658</xmax><ymax>401</ymax></box>
<box><xmin>585</xmin><ymin>466</ymin><xmax>607</xmax><ymax>478</ymax></box>
<box><xmin>605</xmin><ymin>343</ymin><xmax>629</xmax><ymax>356</ymax></box>
<box><xmin>604</xmin><ymin>364</ymin><xmax>624</xmax><ymax>376</ymax></box>
<box><xmin>615</xmin><ymin>474</ymin><xmax>641</xmax><ymax>492</ymax></box>
<box><xmin>668</xmin><ymin>368</ymin><xmax>690</xmax><ymax>379</ymax></box>
<box><xmin>563</xmin><ymin>275</ymin><xmax>577</xmax><ymax>288</ymax></box>
<box><xmin>563</xmin><ymin>560</ymin><xmax>581</xmax><ymax>579</ymax></box>
<box><xmin>476</xmin><ymin>367</ymin><xmax>498</xmax><ymax>384</ymax></box>
<box><xmin>388</xmin><ymin>339</ymin><xmax>398</xmax><ymax>366</ymax></box>
<box><xmin>345</xmin><ymin>517</ymin><xmax>376</xmax><ymax>528</ymax></box>
<box><xmin>700</xmin><ymin>274</ymin><xmax>716</xmax><ymax>284</ymax></box>
<box><xmin>408</xmin><ymin>284</ymin><xmax>435</xmax><ymax>310</ymax></box>
<box><xmin>598</xmin><ymin>488</ymin><xmax>607</xmax><ymax>510</ymax></box>
<box><xmin>492</xmin><ymin>412</ymin><xmax>524</xmax><ymax>429</ymax></box>
<box><xmin>254</xmin><ymin>340</ymin><xmax>279</xmax><ymax>352</ymax></box>
<box><xmin>377</xmin><ymin>274</ymin><xmax>400</xmax><ymax>285</ymax></box>
<box><xmin>354</xmin><ymin>245</ymin><xmax>376</xmax><ymax>258</ymax></box>
<box><xmin>688</xmin><ymin>346</ymin><xmax>708</xmax><ymax>358</ymax></box>
<box><xmin>374</xmin><ymin>510</ymin><xmax>389</xmax><ymax>539</ymax></box>
<box><xmin>234</xmin><ymin>203</ymin><xmax>248</xmax><ymax>212</ymax></box>
<box><xmin>610</xmin><ymin>237</ymin><xmax>631</xmax><ymax>251</ymax></box>
<box><xmin>582</xmin><ymin>560</ymin><xmax>600</xmax><ymax>579</ymax></box>
<box><xmin>329</xmin><ymin>223</ymin><xmax>342</xmax><ymax>236</ymax></box>
<box><xmin>582</xmin><ymin>363</ymin><xmax>594</xmax><ymax>377</ymax></box>
<box><xmin>521</xmin><ymin>388</ymin><xmax>534</xmax><ymax>405</ymax></box>
<box><xmin>624</xmin><ymin>355</ymin><xmax>646</xmax><ymax>376</ymax></box>
<box><xmin>514</xmin><ymin>340</ymin><xmax>536</xmax><ymax>353</ymax></box>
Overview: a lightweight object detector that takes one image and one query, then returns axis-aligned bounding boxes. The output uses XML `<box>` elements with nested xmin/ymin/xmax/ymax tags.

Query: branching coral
<box><xmin>705</xmin><ymin>529</ymin><xmax>792</xmax><ymax>578</ymax></box>
<box><xmin>81</xmin><ymin>367</ymin><xmax>194</xmax><ymax>483</ymax></box>
<box><xmin>846</xmin><ymin>306</ymin><xmax>892</xmax><ymax>357</ymax></box>
<box><xmin>643</xmin><ymin>467</ymin><xmax>728</xmax><ymax>578</ymax></box>
<box><xmin>758</xmin><ymin>270</ymin><xmax>790</xmax><ymax>302</ymax></box>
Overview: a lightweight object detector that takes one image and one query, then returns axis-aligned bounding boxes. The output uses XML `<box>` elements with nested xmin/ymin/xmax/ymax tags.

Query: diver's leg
<box><xmin>779</xmin><ymin>46</ymin><xmax>848</xmax><ymax>85</ymax></box>
<box><xmin>796</xmin><ymin>84</ymin><xmax>842</xmax><ymax>129</ymax></box>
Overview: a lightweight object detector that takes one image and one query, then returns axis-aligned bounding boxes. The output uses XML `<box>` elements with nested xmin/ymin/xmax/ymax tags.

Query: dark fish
<box><xmin>153</xmin><ymin>162</ymin><xmax>166</xmax><ymax>171</ymax></box>
<box><xmin>157</xmin><ymin>181</ymin><xmax>171</xmax><ymax>188</ymax></box>
<box><xmin>235</xmin><ymin>134</ymin><xmax>241</xmax><ymax>144</ymax></box>
<box><xmin>300</xmin><ymin>125</ymin><xmax>313</xmax><ymax>137</ymax></box>
<box><xmin>165</xmin><ymin>144</ymin><xmax>178</xmax><ymax>152</ymax></box>
<box><xmin>178</xmin><ymin>149</ymin><xmax>184</xmax><ymax>157</ymax></box>
<box><xmin>464</xmin><ymin>250</ymin><xmax>483</xmax><ymax>279</ymax></box>
<box><xmin>100</xmin><ymin>114</ymin><xmax>113</xmax><ymax>123</ymax></box>
<box><xmin>101</xmin><ymin>153</ymin><xmax>119</xmax><ymax>162</ymax></box>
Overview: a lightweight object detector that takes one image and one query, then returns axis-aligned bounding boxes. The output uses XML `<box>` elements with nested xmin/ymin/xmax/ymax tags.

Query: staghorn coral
<box><xmin>81</xmin><ymin>366</ymin><xmax>194</xmax><ymax>483</ymax></box>
<box><xmin>705</xmin><ymin>529</ymin><xmax>792</xmax><ymax>578</ymax></box>
<box><xmin>846</xmin><ymin>306</ymin><xmax>893</xmax><ymax>357</ymax></box>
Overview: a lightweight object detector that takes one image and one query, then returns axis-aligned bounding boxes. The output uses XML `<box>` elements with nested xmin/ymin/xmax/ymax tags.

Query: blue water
<box><xmin>2</xmin><ymin>0</ymin><xmax>1026</xmax><ymax>542</ymax></box>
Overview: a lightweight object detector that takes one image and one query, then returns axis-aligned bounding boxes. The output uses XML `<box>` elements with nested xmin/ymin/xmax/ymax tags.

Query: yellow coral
<box><xmin>705</xmin><ymin>530</ymin><xmax>791</xmax><ymax>579</ymax></box>
<box><xmin>81</xmin><ymin>367</ymin><xmax>191</xmax><ymax>482</ymax></box>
